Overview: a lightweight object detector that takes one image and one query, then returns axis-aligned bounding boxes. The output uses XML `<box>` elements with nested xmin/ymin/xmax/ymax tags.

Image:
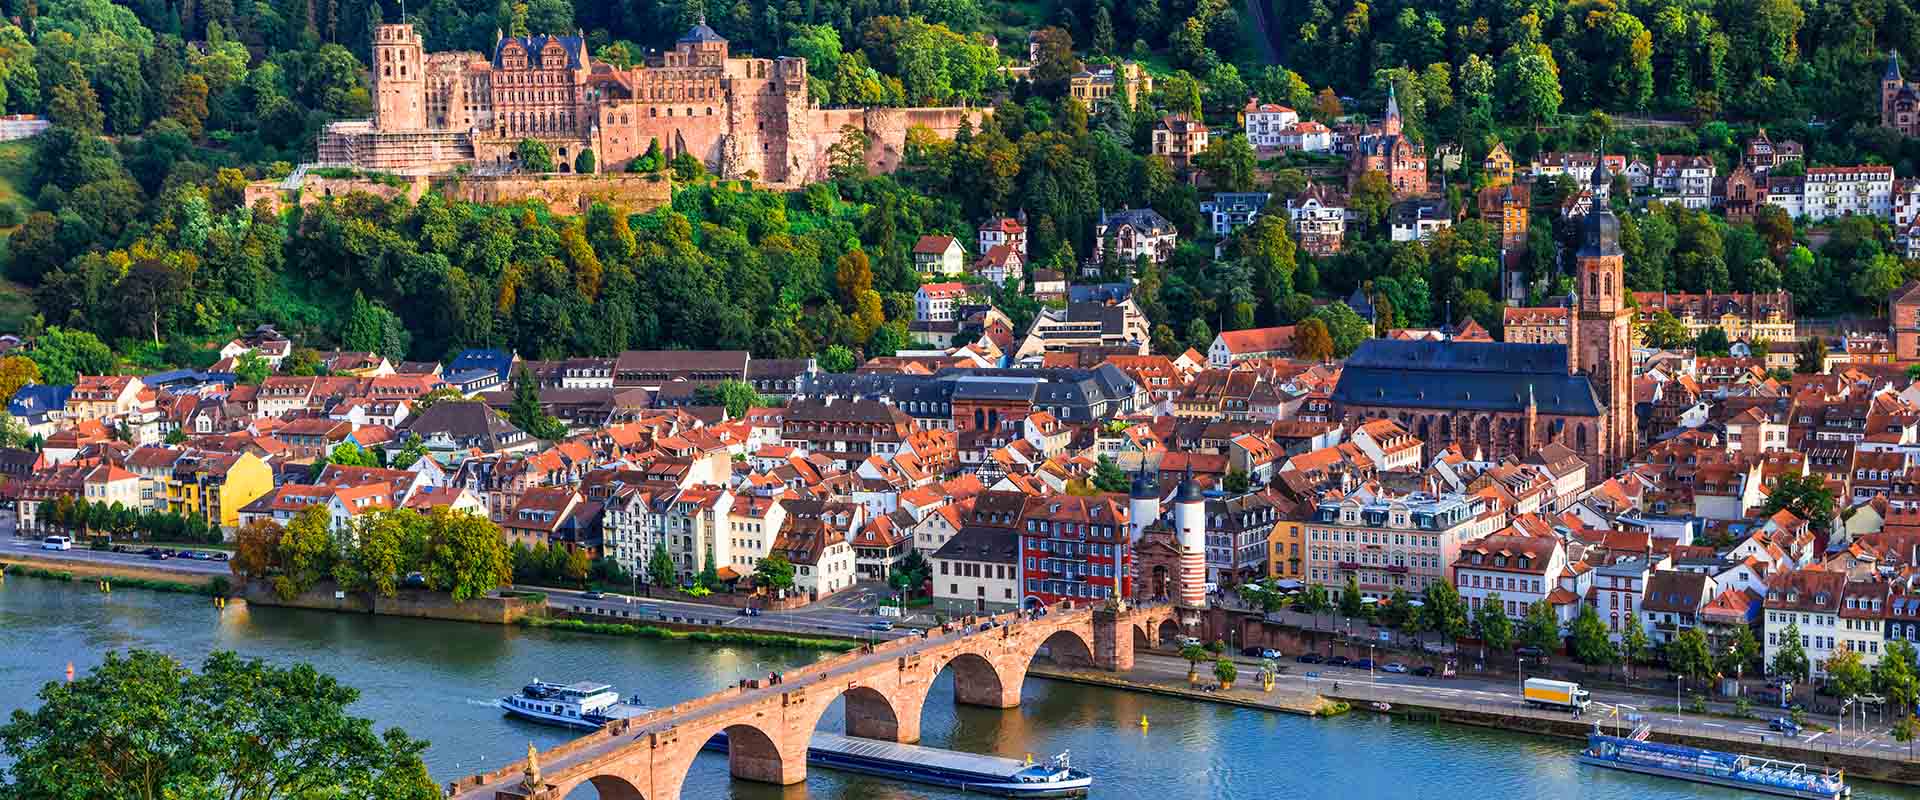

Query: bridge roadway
<box><xmin>448</xmin><ymin>601</ymin><xmax>1181</xmax><ymax>800</ymax></box>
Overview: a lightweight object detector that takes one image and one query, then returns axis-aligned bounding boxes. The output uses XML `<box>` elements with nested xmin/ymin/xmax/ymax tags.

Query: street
<box><xmin>1133</xmin><ymin>649</ymin><xmax>1916</xmax><ymax>756</ymax></box>
<box><xmin>4</xmin><ymin>538</ymin><xmax>233</xmax><ymax>576</ymax></box>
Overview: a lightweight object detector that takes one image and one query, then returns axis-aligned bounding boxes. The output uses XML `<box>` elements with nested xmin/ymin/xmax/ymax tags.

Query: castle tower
<box><xmin>1127</xmin><ymin>464</ymin><xmax>1159</xmax><ymax>545</ymax></box>
<box><xmin>1172</xmin><ymin>467</ymin><xmax>1207</xmax><ymax>610</ymax></box>
<box><xmin>371</xmin><ymin>24</ymin><xmax>426</xmax><ymax>132</ymax></box>
<box><xmin>1569</xmin><ymin>155</ymin><xmax>1634</xmax><ymax>473</ymax></box>
<box><xmin>1382</xmin><ymin>83</ymin><xmax>1402</xmax><ymax>137</ymax></box>
<box><xmin>1887</xmin><ymin>52</ymin><xmax>1905</xmax><ymax>127</ymax></box>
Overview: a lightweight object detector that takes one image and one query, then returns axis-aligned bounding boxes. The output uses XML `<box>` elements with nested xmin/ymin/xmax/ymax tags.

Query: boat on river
<box><xmin>1578</xmin><ymin>730</ymin><xmax>1849</xmax><ymax>799</ymax></box>
<box><xmin>499</xmin><ymin>680</ymin><xmax>648</xmax><ymax>730</ymax></box>
<box><xmin>707</xmin><ymin>730</ymin><xmax>1093</xmax><ymax>797</ymax></box>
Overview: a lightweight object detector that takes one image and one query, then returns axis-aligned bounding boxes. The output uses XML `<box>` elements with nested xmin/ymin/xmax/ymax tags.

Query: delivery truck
<box><xmin>1523</xmin><ymin>678</ymin><xmax>1591</xmax><ymax>711</ymax></box>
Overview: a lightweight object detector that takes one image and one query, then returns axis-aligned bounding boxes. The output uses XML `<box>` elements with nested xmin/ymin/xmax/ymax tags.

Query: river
<box><xmin>5</xmin><ymin>577</ymin><xmax>1920</xmax><ymax>799</ymax></box>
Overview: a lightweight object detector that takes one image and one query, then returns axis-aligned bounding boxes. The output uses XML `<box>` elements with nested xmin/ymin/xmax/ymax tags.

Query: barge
<box><xmin>706</xmin><ymin>730</ymin><xmax>1092</xmax><ymax>797</ymax></box>
<box><xmin>1578</xmin><ymin>730</ymin><xmax>1850</xmax><ymax>800</ymax></box>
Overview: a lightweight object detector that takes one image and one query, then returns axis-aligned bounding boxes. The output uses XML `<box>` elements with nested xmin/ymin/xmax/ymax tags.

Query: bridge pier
<box><xmin>727</xmin><ymin>732</ymin><xmax>806</xmax><ymax>786</ymax></box>
<box><xmin>847</xmin><ymin>686</ymin><xmax>925</xmax><ymax>743</ymax></box>
<box><xmin>954</xmin><ymin>670</ymin><xmax>1024</xmax><ymax>708</ymax></box>
<box><xmin>1094</xmin><ymin>608</ymin><xmax>1135</xmax><ymax>671</ymax></box>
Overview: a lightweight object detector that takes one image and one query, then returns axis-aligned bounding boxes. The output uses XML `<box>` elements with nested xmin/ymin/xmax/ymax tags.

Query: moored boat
<box><xmin>499</xmin><ymin>680</ymin><xmax>648</xmax><ymax>730</ymax></box>
<box><xmin>1578</xmin><ymin>731</ymin><xmax>1849</xmax><ymax>800</ymax></box>
<box><xmin>706</xmin><ymin>731</ymin><xmax>1092</xmax><ymax>797</ymax></box>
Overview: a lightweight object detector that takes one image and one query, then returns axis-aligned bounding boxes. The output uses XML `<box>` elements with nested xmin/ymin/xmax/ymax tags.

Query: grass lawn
<box><xmin>0</xmin><ymin>138</ymin><xmax>32</xmax><ymax>213</ymax></box>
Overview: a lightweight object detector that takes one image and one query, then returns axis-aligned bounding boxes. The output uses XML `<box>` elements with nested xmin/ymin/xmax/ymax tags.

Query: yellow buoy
<box><xmin>1140</xmin><ymin>714</ymin><xmax>1150</xmax><ymax>729</ymax></box>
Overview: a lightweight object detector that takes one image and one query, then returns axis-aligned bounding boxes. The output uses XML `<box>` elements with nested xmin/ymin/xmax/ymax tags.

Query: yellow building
<box><xmin>167</xmin><ymin>451</ymin><xmax>274</xmax><ymax>534</ymax></box>
<box><xmin>1482</xmin><ymin>141</ymin><xmax>1514</xmax><ymax>187</ymax></box>
<box><xmin>1267</xmin><ymin>518</ymin><xmax>1304</xmax><ymax>579</ymax></box>
<box><xmin>1631</xmin><ymin>292</ymin><xmax>1797</xmax><ymax>348</ymax></box>
<box><xmin>1069</xmin><ymin>62</ymin><xmax>1153</xmax><ymax>111</ymax></box>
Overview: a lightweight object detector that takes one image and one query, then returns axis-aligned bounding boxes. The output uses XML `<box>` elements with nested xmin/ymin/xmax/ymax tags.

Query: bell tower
<box><xmin>372</xmin><ymin>24</ymin><xmax>427</xmax><ymax>132</ymax></box>
<box><xmin>1570</xmin><ymin>155</ymin><xmax>1634</xmax><ymax>471</ymax></box>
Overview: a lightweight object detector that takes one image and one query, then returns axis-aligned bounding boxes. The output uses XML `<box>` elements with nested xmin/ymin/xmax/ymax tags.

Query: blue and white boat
<box><xmin>707</xmin><ymin>731</ymin><xmax>1092</xmax><ymax>797</ymax></box>
<box><xmin>1579</xmin><ymin>730</ymin><xmax>1849</xmax><ymax>800</ymax></box>
<box><xmin>499</xmin><ymin>680</ymin><xmax>648</xmax><ymax>730</ymax></box>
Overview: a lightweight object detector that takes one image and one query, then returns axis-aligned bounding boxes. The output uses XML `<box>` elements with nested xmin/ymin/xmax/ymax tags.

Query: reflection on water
<box><xmin>7</xmin><ymin>578</ymin><xmax>1920</xmax><ymax>799</ymax></box>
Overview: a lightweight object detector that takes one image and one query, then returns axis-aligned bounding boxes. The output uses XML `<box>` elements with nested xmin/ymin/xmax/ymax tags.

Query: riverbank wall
<box><xmin>1329</xmin><ymin>693</ymin><xmax>1920</xmax><ymax>787</ymax></box>
<box><xmin>0</xmin><ymin>556</ymin><xmax>216</xmax><ymax>589</ymax></box>
<box><xmin>241</xmin><ymin>581</ymin><xmax>543</xmax><ymax>625</ymax></box>
<box><xmin>1029</xmin><ymin>664</ymin><xmax>1336</xmax><ymax>716</ymax></box>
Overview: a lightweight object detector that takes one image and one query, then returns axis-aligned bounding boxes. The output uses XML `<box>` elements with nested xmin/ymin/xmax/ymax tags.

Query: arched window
<box><xmin>1589</xmin><ymin>273</ymin><xmax>1599</xmax><ymax>297</ymax></box>
<box><xmin>1577</xmin><ymin>424</ymin><xmax>1589</xmax><ymax>451</ymax></box>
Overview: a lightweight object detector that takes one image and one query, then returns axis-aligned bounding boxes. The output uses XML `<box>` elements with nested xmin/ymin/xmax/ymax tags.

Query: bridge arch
<box><xmin>803</xmin><ymin>681</ymin><xmax>923</xmax><ymax>744</ymax></box>
<box><xmin>574</xmin><ymin>775</ymin><xmax>646</xmax><ymax>800</ymax></box>
<box><xmin>934</xmin><ymin>649</ymin><xmax>1020</xmax><ymax>708</ymax></box>
<box><xmin>652</xmin><ymin>718</ymin><xmax>802</xmax><ymax>798</ymax></box>
<box><xmin>1030</xmin><ymin>627</ymin><xmax>1095</xmax><ymax>669</ymax></box>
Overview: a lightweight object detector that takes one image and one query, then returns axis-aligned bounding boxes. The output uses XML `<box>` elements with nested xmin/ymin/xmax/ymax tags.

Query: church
<box><xmin>1332</xmin><ymin>160</ymin><xmax>1635</xmax><ymax>475</ymax></box>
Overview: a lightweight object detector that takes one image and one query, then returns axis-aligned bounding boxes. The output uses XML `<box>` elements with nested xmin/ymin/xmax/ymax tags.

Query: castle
<box><xmin>317</xmin><ymin>21</ymin><xmax>986</xmax><ymax>185</ymax></box>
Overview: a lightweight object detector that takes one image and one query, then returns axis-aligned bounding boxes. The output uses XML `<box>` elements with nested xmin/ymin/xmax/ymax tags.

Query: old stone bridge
<box><xmin>447</xmin><ymin>602</ymin><xmax>1183</xmax><ymax>800</ymax></box>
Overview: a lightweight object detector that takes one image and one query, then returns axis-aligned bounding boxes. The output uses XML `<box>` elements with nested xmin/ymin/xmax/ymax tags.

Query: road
<box><xmin>4</xmin><ymin>538</ymin><xmax>233</xmax><ymax>576</ymax></box>
<box><xmin>1133</xmin><ymin>650</ymin><xmax>1914</xmax><ymax>757</ymax></box>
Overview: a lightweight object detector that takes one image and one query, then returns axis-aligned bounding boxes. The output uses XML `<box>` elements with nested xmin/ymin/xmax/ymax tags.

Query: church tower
<box><xmin>1382</xmin><ymin>83</ymin><xmax>1402</xmax><ymax>137</ymax></box>
<box><xmin>371</xmin><ymin>24</ymin><xmax>426</xmax><ymax>132</ymax></box>
<box><xmin>1172</xmin><ymin>467</ymin><xmax>1207</xmax><ymax>612</ymax></box>
<box><xmin>1570</xmin><ymin>156</ymin><xmax>1634</xmax><ymax>472</ymax></box>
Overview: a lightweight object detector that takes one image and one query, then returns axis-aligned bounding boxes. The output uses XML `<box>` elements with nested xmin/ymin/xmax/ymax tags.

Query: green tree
<box><xmin>1213</xmin><ymin>657</ymin><xmax>1238</xmax><ymax>686</ymax></box>
<box><xmin>1519</xmin><ymin>600</ymin><xmax>1560</xmax><ymax>654</ymax></box>
<box><xmin>754</xmin><ymin>551</ymin><xmax>797</xmax><ymax>593</ymax></box>
<box><xmin>1224</xmin><ymin>468</ymin><xmax>1251</xmax><ymax>494</ymax></box>
<box><xmin>0</xmin><ymin>650</ymin><xmax>437</xmax><ymax>800</ymax></box>
<box><xmin>1193</xmin><ymin>134</ymin><xmax>1256</xmax><ymax>192</ymax></box>
<box><xmin>1340</xmin><ymin>575</ymin><xmax>1366</xmax><ymax>618</ymax></box>
<box><xmin>819</xmin><ymin>344</ymin><xmax>856</xmax><ymax>373</ymax></box>
<box><xmin>1826</xmin><ymin>646</ymin><xmax>1872</xmax><ymax>700</ymax></box>
<box><xmin>1642</xmin><ymin>310</ymin><xmax>1690</xmax><ymax>349</ymax></box>
<box><xmin>515</xmin><ymin>138</ymin><xmax>554</xmax><ymax>172</ymax></box>
<box><xmin>1312</xmin><ymin>302</ymin><xmax>1372</xmax><ymax>358</ymax></box>
<box><xmin>507</xmin><ymin>368</ymin><xmax>565</xmax><ymax>440</ymax></box>
<box><xmin>1091</xmin><ymin>455</ymin><xmax>1130</xmax><ymax>493</ymax></box>
<box><xmin>1762</xmin><ymin>472</ymin><xmax>1834</xmax><ymax>535</ymax></box>
<box><xmin>1422</xmin><ymin>579</ymin><xmax>1469</xmax><ymax>644</ymax></box>
<box><xmin>275</xmin><ymin>505</ymin><xmax>335</xmax><ymax>600</ymax></box>
<box><xmin>389</xmin><ymin>433</ymin><xmax>429</xmax><ymax>470</ymax></box>
<box><xmin>1693</xmin><ymin>326</ymin><xmax>1732</xmax><ymax>357</ymax></box>
<box><xmin>1475</xmin><ymin>592</ymin><xmax>1514</xmax><ymax>652</ymax></box>
<box><xmin>563</xmin><ymin>546</ymin><xmax>592</xmax><ymax>586</ymax></box>
<box><xmin>1796</xmin><ymin>336</ymin><xmax>1826</xmax><ymax>374</ymax></box>
<box><xmin>233</xmin><ymin>350</ymin><xmax>269</xmax><ymax>385</ymax></box>
<box><xmin>28</xmin><ymin>327</ymin><xmax>115</xmax><ymax>385</ymax></box>
<box><xmin>1719</xmin><ymin>623</ymin><xmax>1761</xmax><ymax>680</ymax></box>
<box><xmin>693</xmin><ymin>379</ymin><xmax>766</xmax><ymax>418</ymax></box>
<box><xmin>647</xmin><ymin>540</ymin><xmax>677</xmax><ymax>588</ymax></box>
<box><xmin>422</xmin><ymin>507</ymin><xmax>512</xmax><ymax>602</ymax></box>
<box><xmin>1619</xmin><ymin>620</ymin><xmax>1651</xmax><ymax>675</ymax></box>
<box><xmin>573</xmin><ymin>148</ymin><xmax>595</xmax><ymax>174</ymax></box>
<box><xmin>1771</xmin><ymin>620</ymin><xmax>1810</xmax><ymax>681</ymax></box>
<box><xmin>348</xmin><ymin>510</ymin><xmax>406</xmax><ymax>597</ymax></box>
<box><xmin>1667</xmin><ymin>628</ymin><xmax>1715</xmax><ymax>688</ymax></box>
<box><xmin>1876</xmin><ymin>639</ymin><xmax>1920</xmax><ymax>716</ymax></box>
<box><xmin>1569</xmin><ymin>603</ymin><xmax>1616</xmax><ymax>666</ymax></box>
<box><xmin>1349</xmin><ymin>170</ymin><xmax>1393</xmax><ymax>231</ymax></box>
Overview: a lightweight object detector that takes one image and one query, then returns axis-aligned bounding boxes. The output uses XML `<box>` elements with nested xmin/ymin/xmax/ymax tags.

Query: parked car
<box><xmin>401</xmin><ymin>572</ymin><xmax>428</xmax><ymax>589</ymax></box>
<box><xmin>867</xmin><ymin>620</ymin><xmax>895</xmax><ymax>631</ymax></box>
<box><xmin>147</xmin><ymin>550</ymin><xmax>171</xmax><ymax>560</ymax></box>
<box><xmin>1178</xmin><ymin>636</ymin><xmax>1203</xmax><ymax>648</ymax></box>
<box><xmin>1241</xmin><ymin>646</ymin><xmax>1265</xmax><ymax>657</ymax></box>
<box><xmin>1768</xmin><ymin>717</ymin><xmax>1802</xmax><ymax>737</ymax></box>
<box><xmin>1411</xmin><ymin>666</ymin><xmax>1436</xmax><ymax>677</ymax></box>
<box><xmin>1515</xmin><ymin>646</ymin><xmax>1547</xmax><ymax>659</ymax></box>
<box><xmin>40</xmin><ymin>535</ymin><xmax>72</xmax><ymax>551</ymax></box>
<box><xmin>1326</xmin><ymin>655</ymin><xmax>1351</xmax><ymax>667</ymax></box>
<box><xmin>1295</xmin><ymin>653</ymin><xmax>1325</xmax><ymax>664</ymax></box>
<box><xmin>110</xmin><ymin>544</ymin><xmax>128</xmax><ymax>553</ymax></box>
<box><xmin>212</xmin><ymin>552</ymin><xmax>231</xmax><ymax>561</ymax></box>
<box><xmin>1381</xmin><ymin>662</ymin><xmax>1409</xmax><ymax>674</ymax></box>
<box><xmin>581</xmin><ymin>591</ymin><xmax>606</xmax><ymax>600</ymax></box>
<box><xmin>1258</xmin><ymin>648</ymin><xmax>1282</xmax><ymax>660</ymax></box>
<box><xmin>1351</xmin><ymin>658</ymin><xmax>1375</xmax><ymax>670</ymax></box>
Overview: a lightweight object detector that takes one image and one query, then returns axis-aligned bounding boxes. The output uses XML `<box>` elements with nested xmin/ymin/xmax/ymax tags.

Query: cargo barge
<box><xmin>706</xmin><ymin>730</ymin><xmax>1092</xmax><ymax>797</ymax></box>
<box><xmin>1579</xmin><ymin>730</ymin><xmax>1849</xmax><ymax>799</ymax></box>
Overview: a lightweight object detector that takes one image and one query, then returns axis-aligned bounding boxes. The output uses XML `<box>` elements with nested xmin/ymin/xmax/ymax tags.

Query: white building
<box><xmin>1243</xmin><ymin>101</ymin><xmax>1299</xmax><ymax>149</ymax></box>
<box><xmin>1278</xmin><ymin>121</ymin><xmax>1334</xmax><ymax>153</ymax></box>
<box><xmin>914</xmin><ymin>281</ymin><xmax>968</xmax><ymax>324</ymax></box>
<box><xmin>1763</xmin><ymin>570</ymin><xmax>1844</xmax><ymax>679</ymax></box>
<box><xmin>1452</xmin><ymin>533</ymin><xmax>1565</xmax><ymax>619</ymax></box>
<box><xmin>1792</xmin><ymin>166</ymin><xmax>1895</xmax><ymax>222</ymax></box>
<box><xmin>1652</xmin><ymin>154</ymin><xmax>1715</xmax><ymax>209</ymax></box>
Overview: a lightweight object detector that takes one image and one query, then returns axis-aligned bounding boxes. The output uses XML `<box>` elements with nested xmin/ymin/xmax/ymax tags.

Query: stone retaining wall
<box><xmin>241</xmin><ymin>580</ymin><xmax>541</xmax><ymax>624</ymax></box>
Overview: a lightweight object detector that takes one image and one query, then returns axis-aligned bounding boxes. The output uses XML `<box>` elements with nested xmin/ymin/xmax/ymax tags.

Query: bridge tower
<box><xmin>1172</xmin><ymin>466</ymin><xmax>1206</xmax><ymax>621</ymax></box>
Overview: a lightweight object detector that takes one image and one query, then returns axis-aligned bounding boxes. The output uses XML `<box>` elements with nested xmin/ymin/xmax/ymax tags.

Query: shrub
<box><xmin>0</xmin><ymin>201</ymin><xmax>24</xmax><ymax>226</ymax></box>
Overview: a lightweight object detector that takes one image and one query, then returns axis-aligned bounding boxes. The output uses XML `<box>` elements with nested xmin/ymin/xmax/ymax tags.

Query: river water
<box><xmin>5</xmin><ymin>577</ymin><xmax>1920</xmax><ymax>799</ymax></box>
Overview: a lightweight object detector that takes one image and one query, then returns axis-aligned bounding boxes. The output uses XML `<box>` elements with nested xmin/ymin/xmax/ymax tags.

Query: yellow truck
<box><xmin>1523</xmin><ymin>678</ymin><xmax>1591</xmax><ymax>710</ymax></box>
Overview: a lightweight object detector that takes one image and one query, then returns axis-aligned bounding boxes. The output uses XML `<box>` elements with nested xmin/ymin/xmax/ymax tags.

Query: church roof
<box><xmin>1890</xmin><ymin>51</ymin><xmax>1904</xmax><ymax>82</ymax></box>
<box><xmin>1332</xmin><ymin>340</ymin><xmax>1604</xmax><ymax>417</ymax></box>
<box><xmin>679</xmin><ymin>20</ymin><xmax>727</xmax><ymax>43</ymax></box>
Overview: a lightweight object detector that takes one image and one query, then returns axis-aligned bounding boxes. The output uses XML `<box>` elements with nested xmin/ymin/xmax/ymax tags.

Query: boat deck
<box><xmin>812</xmin><ymin>732</ymin><xmax>1034</xmax><ymax>779</ymax></box>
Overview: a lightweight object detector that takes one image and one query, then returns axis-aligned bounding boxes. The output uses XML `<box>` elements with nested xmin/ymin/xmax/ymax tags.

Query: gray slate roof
<box><xmin>1332</xmin><ymin>340</ymin><xmax>1603</xmax><ymax>416</ymax></box>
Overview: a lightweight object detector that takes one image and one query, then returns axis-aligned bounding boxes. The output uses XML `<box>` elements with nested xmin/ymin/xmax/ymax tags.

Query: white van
<box><xmin>41</xmin><ymin>535</ymin><xmax>72</xmax><ymax>551</ymax></box>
